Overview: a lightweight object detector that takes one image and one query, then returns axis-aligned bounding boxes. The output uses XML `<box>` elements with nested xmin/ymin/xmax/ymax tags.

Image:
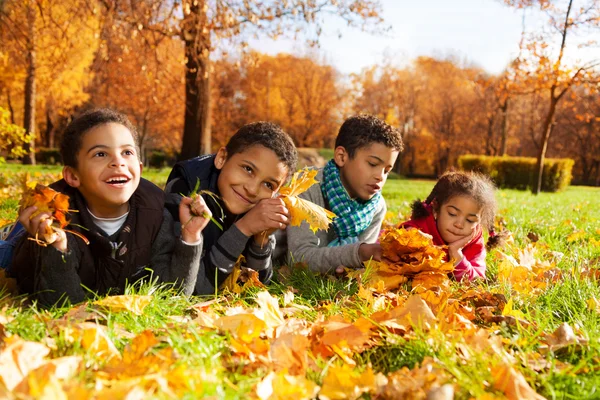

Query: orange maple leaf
<box><xmin>279</xmin><ymin>168</ymin><xmax>336</xmax><ymax>233</ymax></box>
<box><xmin>19</xmin><ymin>184</ymin><xmax>89</xmax><ymax>246</ymax></box>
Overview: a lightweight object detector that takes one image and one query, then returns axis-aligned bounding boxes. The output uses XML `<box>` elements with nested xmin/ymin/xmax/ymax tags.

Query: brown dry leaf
<box><xmin>319</xmin><ymin>363</ymin><xmax>385</xmax><ymax>400</ymax></box>
<box><xmin>379</xmin><ymin>358</ymin><xmax>451</xmax><ymax>400</ymax></box>
<box><xmin>93</xmin><ymin>295</ymin><xmax>152</xmax><ymax>315</ymax></box>
<box><xmin>270</xmin><ymin>333</ymin><xmax>310</xmax><ymax>375</ymax></box>
<box><xmin>540</xmin><ymin>322</ymin><xmax>588</xmax><ymax>353</ymax></box>
<box><xmin>363</xmin><ymin>261</ymin><xmax>409</xmax><ymax>292</ymax></box>
<box><xmin>380</xmin><ymin>228</ymin><xmax>435</xmax><ymax>260</ymax></box>
<box><xmin>59</xmin><ymin>322</ymin><xmax>121</xmax><ymax>360</ymax></box>
<box><xmin>13</xmin><ymin>356</ymin><xmax>81</xmax><ymax>397</ymax></box>
<box><xmin>215</xmin><ymin>313</ymin><xmax>266</xmax><ymax>343</ymax></box>
<box><xmin>256</xmin><ymin>371</ymin><xmax>319</xmax><ymax>400</ymax></box>
<box><xmin>254</xmin><ymin>291</ymin><xmax>285</xmax><ymax>337</ymax></box>
<box><xmin>100</xmin><ymin>330</ymin><xmax>176</xmax><ymax>381</ymax></box>
<box><xmin>412</xmin><ymin>271</ymin><xmax>451</xmax><ymax>291</ymax></box>
<box><xmin>386</xmin><ymin>295</ymin><xmax>437</xmax><ymax>331</ymax></box>
<box><xmin>220</xmin><ymin>255</ymin><xmax>266</xmax><ymax>294</ymax></box>
<box><xmin>279</xmin><ymin>168</ymin><xmax>336</xmax><ymax>233</ymax></box>
<box><xmin>0</xmin><ymin>336</ymin><xmax>50</xmax><ymax>391</ymax></box>
<box><xmin>492</xmin><ymin>364</ymin><xmax>546</xmax><ymax>400</ymax></box>
<box><xmin>320</xmin><ymin>317</ymin><xmax>374</xmax><ymax>352</ymax></box>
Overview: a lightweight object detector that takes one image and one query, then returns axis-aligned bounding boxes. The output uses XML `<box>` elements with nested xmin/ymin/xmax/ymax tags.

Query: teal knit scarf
<box><xmin>321</xmin><ymin>160</ymin><xmax>382</xmax><ymax>247</ymax></box>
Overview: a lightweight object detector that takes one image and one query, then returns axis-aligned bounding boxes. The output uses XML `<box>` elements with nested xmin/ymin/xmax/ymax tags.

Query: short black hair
<box><xmin>335</xmin><ymin>114</ymin><xmax>403</xmax><ymax>158</ymax></box>
<box><xmin>226</xmin><ymin>122</ymin><xmax>297</xmax><ymax>178</ymax></box>
<box><xmin>60</xmin><ymin>108</ymin><xmax>138</xmax><ymax>168</ymax></box>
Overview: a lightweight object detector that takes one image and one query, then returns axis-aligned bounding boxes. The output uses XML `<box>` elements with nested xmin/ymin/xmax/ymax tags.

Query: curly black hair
<box><xmin>225</xmin><ymin>122</ymin><xmax>298</xmax><ymax>179</ymax></box>
<box><xmin>335</xmin><ymin>114</ymin><xmax>403</xmax><ymax>158</ymax></box>
<box><xmin>411</xmin><ymin>170</ymin><xmax>507</xmax><ymax>251</ymax></box>
<box><xmin>60</xmin><ymin>108</ymin><xmax>138</xmax><ymax>168</ymax></box>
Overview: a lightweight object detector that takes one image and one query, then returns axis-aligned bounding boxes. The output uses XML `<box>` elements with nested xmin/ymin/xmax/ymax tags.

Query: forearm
<box><xmin>246</xmin><ymin>234</ymin><xmax>274</xmax><ymax>283</ymax></box>
<box><xmin>33</xmin><ymin>238</ymin><xmax>86</xmax><ymax>307</ymax></box>
<box><xmin>452</xmin><ymin>254</ymin><xmax>486</xmax><ymax>281</ymax></box>
<box><xmin>204</xmin><ymin>224</ymin><xmax>249</xmax><ymax>286</ymax></box>
<box><xmin>286</xmin><ymin>223</ymin><xmax>363</xmax><ymax>273</ymax></box>
<box><xmin>150</xmin><ymin>210</ymin><xmax>202</xmax><ymax>295</ymax></box>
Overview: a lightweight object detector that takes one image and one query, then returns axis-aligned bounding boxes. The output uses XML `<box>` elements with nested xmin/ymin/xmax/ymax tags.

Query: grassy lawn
<box><xmin>1</xmin><ymin>164</ymin><xmax>600</xmax><ymax>398</ymax></box>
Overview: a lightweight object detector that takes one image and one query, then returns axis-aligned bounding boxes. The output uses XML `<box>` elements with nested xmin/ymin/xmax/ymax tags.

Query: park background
<box><xmin>1</xmin><ymin>1</ymin><xmax>600</xmax><ymax>399</ymax></box>
<box><xmin>1</xmin><ymin>0</ymin><xmax>599</xmax><ymax>188</ymax></box>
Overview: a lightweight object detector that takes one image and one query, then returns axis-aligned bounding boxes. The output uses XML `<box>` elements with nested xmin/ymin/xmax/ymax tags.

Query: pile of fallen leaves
<box><xmin>2</xmin><ymin>227</ymin><xmax>589</xmax><ymax>399</ymax></box>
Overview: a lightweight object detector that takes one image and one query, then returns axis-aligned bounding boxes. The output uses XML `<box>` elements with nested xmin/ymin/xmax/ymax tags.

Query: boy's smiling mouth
<box><xmin>232</xmin><ymin>188</ymin><xmax>254</xmax><ymax>204</ymax></box>
<box><xmin>105</xmin><ymin>175</ymin><xmax>132</xmax><ymax>187</ymax></box>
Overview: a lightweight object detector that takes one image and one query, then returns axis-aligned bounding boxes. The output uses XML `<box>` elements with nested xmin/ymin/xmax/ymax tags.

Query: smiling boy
<box><xmin>13</xmin><ymin>109</ymin><xmax>210</xmax><ymax>306</ymax></box>
<box><xmin>279</xmin><ymin>114</ymin><xmax>403</xmax><ymax>273</ymax></box>
<box><xmin>165</xmin><ymin>122</ymin><xmax>297</xmax><ymax>294</ymax></box>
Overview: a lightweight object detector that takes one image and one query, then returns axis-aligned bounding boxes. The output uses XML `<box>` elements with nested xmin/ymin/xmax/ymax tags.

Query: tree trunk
<box><xmin>179</xmin><ymin>0</ymin><xmax>211</xmax><ymax>161</ymax></box>
<box><xmin>22</xmin><ymin>0</ymin><xmax>36</xmax><ymax>165</ymax></box>
<box><xmin>533</xmin><ymin>98</ymin><xmax>558</xmax><ymax>194</ymax></box>
<box><xmin>45</xmin><ymin>101</ymin><xmax>55</xmax><ymax>148</ymax></box>
<box><xmin>500</xmin><ymin>98</ymin><xmax>509</xmax><ymax>156</ymax></box>
<box><xmin>6</xmin><ymin>89</ymin><xmax>16</xmax><ymax>124</ymax></box>
<box><xmin>485</xmin><ymin>113</ymin><xmax>496</xmax><ymax>156</ymax></box>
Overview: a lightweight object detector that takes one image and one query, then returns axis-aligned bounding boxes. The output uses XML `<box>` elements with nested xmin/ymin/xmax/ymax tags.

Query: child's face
<box><xmin>434</xmin><ymin>195</ymin><xmax>482</xmax><ymax>244</ymax></box>
<box><xmin>335</xmin><ymin>142</ymin><xmax>399</xmax><ymax>201</ymax></box>
<box><xmin>63</xmin><ymin>123</ymin><xmax>142</xmax><ymax>218</ymax></box>
<box><xmin>215</xmin><ymin>145</ymin><xmax>288</xmax><ymax>215</ymax></box>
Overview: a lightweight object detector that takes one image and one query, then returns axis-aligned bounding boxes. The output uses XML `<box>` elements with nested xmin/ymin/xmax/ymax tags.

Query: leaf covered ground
<box><xmin>1</xmin><ymin>167</ymin><xmax>600</xmax><ymax>399</ymax></box>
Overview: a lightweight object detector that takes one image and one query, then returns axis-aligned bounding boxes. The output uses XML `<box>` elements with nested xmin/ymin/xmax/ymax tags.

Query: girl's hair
<box><xmin>411</xmin><ymin>170</ymin><xmax>506</xmax><ymax>251</ymax></box>
<box><xmin>60</xmin><ymin>108</ymin><xmax>139</xmax><ymax>168</ymax></box>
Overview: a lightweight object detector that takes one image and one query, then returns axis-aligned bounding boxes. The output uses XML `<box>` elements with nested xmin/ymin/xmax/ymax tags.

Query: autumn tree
<box><xmin>0</xmin><ymin>0</ymin><xmax>100</xmax><ymax>162</ymax></box>
<box><xmin>88</xmin><ymin>4</ymin><xmax>185</xmax><ymax>162</ymax></box>
<box><xmin>100</xmin><ymin>0</ymin><xmax>385</xmax><ymax>160</ymax></box>
<box><xmin>504</xmin><ymin>0</ymin><xmax>600</xmax><ymax>193</ymax></box>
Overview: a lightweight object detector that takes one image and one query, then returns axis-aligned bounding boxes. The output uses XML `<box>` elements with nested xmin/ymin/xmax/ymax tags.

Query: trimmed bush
<box><xmin>457</xmin><ymin>155</ymin><xmax>574</xmax><ymax>192</ymax></box>
<box><xmin>36</xmin><ymin>148</ymin><xmax>61</xmax><ymax>165</ymax></box>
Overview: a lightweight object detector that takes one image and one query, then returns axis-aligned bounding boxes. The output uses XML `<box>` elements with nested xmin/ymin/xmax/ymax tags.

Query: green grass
<box><xmin>2</xmin><ymin>164</ymin><xmax>600</xmax><ymax>397</ymax></box>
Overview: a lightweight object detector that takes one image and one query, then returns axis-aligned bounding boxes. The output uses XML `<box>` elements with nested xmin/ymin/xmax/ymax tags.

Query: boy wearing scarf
<box><xmin>281</xmin><ymin>115</ymin><xmax>403</xmax><ymax>273</ymax></box>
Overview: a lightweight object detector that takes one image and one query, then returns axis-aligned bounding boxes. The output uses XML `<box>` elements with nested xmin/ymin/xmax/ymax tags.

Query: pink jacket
<box><xmin>400</xmin><ymin>205</ymin><xmax>486</xmax><ymax>281</ymax></box>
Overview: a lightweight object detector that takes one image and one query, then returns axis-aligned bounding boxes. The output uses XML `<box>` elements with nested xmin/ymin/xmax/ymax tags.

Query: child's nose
<box><xmin>244</xmin><ymin>181</ymin><xmax>259</xmax><ymax>197</ymax></box>
<box><xmin>111</xmin><ymin>155</ymin><xmax>126</xmax><ymax>167</ymax></box>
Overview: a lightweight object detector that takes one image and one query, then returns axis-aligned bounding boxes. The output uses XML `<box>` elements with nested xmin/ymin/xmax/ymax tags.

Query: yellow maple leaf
<box><xmin>256</xmin><ymin>371</ymin><xmax>319</xmax><ymax>400</ymax></box>
<box><xmin>93</xmin><ymin>295</ymin><xmax>152</xmax><ymax>316</ymax></box>
<box><xmin>279</xmin><ymin>168</ymin><xmax>336</xmax><ymax>233</ymax></box>
<box><xmin>319</xmin><ymin>364</ymin><xmax>383</xmax><ymax>400</ymax></box>
<box><xmin>220</xmin><ymin>255</ymin><xmax>266</xmax><ymax>294</ymax></box>
<box><xmin>492</xmin><ymin>364</ymin><xmax>546</xmax><ymax>400</ymax></box>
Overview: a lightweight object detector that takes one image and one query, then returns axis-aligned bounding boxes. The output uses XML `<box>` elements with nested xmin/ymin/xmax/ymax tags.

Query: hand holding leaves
<box><xmin>18</xmin><ymin>184</ymin><xmax>88</xmax><ymax>252</ymax></box>
<box><xmin>235</xmin><ymin>198</ymin><xmax>289</xmax><ymax>246</ymax></box>
<box><xmin>179</xmin><ymin>195</ymin><xmax>212</xmax><ymax>243</ymax></box>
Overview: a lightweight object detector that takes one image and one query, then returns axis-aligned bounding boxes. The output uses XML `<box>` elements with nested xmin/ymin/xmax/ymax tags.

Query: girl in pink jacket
<box><xmin>400</xmin><ymin>171</ymin><xmax>505</xmax><ymax>281</ymax></box>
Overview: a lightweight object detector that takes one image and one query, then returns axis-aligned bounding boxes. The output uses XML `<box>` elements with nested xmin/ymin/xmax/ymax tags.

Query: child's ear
<box><xmin>139</xmin><ymin>161</ymin><xmax>143</xmax><ymax>175</ymax></box>
<box><xmin>333</xmin><ymin>146</ymin><xmax>348</xmax><ymax>167</ymax></box>
<box><xmin>214</xmin><ymin>147</ymin><xmax>228</xmax><ymax>170</ymax></box>
<box><xmin>63</xmin><ymin>166</ymin><xmax>81</xmax><ymax>188</ymax></box>
<box><xmin>431</xmin><ymin>199</ymin><xmax>439</xmax><ymax>219</ymax></box>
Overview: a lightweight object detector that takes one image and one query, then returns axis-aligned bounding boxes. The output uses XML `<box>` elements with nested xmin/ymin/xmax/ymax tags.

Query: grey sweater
<box><xmin>28</xmin><ymin>209</ymin><xmax>201</xmax><ymax>306</ymax></box>
<box><xmin>277</xmin><ymin>169</ymin><xmax>386</xmax><ymax>273</ymax></box>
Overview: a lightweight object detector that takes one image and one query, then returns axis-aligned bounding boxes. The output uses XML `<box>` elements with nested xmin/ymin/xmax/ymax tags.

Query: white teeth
<box><xmin>107</xmin><ymin>177</ymin><xmax>129</xmax><ymax>184</ymax></box>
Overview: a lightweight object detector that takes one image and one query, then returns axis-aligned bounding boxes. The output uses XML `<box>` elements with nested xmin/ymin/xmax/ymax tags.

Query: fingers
<box><xmin>181</xmin><ymin>195</ymin><xmax>212</xmax><ymax>219</ymax></box>
<box><xmin>20</xmin><ymin>207</ymin><xmax>53</xmax><ymax>237</ymax></box>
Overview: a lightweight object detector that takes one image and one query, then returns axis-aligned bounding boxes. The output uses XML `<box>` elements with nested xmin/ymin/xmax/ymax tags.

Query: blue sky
<box><xmin>247</xmin><ymin>0</ymin><xmax>595</xmax><ymax>75</ymax></box>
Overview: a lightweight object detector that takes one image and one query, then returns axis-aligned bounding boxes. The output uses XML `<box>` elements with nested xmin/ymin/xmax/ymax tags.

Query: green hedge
<box><xmin>457</xmin><ymin>155</ymin><xmax>574</xmax><ymax>192</ymax></box>
<box><xmin>36</xmin><ymin>147</ymin><xmax>62</xmax><ymax>165</ymax></box>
